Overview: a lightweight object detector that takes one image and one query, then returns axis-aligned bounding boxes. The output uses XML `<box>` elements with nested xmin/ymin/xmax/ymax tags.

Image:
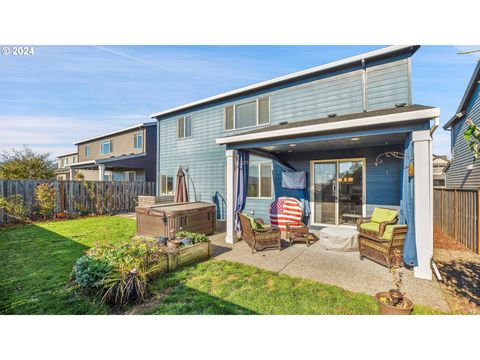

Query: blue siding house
<box><xmin>443</xmin><ymin>61</ymin><xmax>480</xmax><ymax>188</ymax></box>
<box><xmin>151</xmin><ymin>46</ymin><xmax>440</xmax><ymax>279</ymax></box>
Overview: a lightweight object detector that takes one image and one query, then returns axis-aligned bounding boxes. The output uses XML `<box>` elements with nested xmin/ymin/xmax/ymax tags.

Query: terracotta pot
<box><xmin>375</xmin><ymin>292</ymin><xmax>414</xmax><ymax>315</ymax></box>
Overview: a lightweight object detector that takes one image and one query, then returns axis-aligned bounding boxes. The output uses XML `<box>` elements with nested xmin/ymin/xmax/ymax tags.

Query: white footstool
<box><xmin>320</xmin><ymin>227</ymin><xmax>359</xmax><ymax>252</ymax></box>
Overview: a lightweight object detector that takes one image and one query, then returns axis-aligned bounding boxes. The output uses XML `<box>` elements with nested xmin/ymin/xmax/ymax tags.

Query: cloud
<box><xmin>0</xmin><ymin>115</ymin><xmax>148</xmax><ymax>157</ymax></box>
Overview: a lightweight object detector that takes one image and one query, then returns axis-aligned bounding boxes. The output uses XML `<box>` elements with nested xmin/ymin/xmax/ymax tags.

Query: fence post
<box><xmin>60</xmin><ymin>180</ymin><xmax>65</xmax><ymax>213</ymax></box>
<box><xmin>477</xmin><ymin>188</ymin><xmax>480</xmax><ymax>255</ymax></box>
<box><xmin>453</xmin><ymin>189</ymin><xmax>458</xmax><ymax>241</ymax></box>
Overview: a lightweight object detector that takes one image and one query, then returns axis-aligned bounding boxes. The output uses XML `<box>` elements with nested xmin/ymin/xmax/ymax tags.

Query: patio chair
<box><xmin>358</xmin><ymin>224</ymin><xmax>408</xmax><ymax>268</ymax></box>
<box><xmin>239</xmin><ymin>213</ymin><xmax>281</xmax><ymax>253</ymax></box>
<box><xmin>356</xmin><ymin>207</ymin><xmax>399</xmax><ymax>238</ymax></box>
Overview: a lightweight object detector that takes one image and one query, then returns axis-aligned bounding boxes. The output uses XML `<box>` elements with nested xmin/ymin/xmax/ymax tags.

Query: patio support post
<box><xmin>69</xmin><ymin>168</ymin><xmax>74</xmax><ymax>181</ymax></box>
<box><xmin>225</xmin><ymin>149</ymin><xmax>237</xmax><ymax>244</ymax></box>
<box><xmin>412</xmin><ymin>130</ymin><xmax>433</xmax><ymax>280</ymax></box>
<box><xmin>98</xmin><ymin>164</ymin><xmax>105</xmax><ymax>181</ymax></box>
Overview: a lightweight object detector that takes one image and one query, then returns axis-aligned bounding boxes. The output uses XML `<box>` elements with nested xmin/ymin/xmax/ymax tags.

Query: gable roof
<box><xmin>150</xmin><ymin>45</ymin><xmax>420</xmax><ymax>120</ymax></box>
<box><xmin>443</xmin><ymin>60</ymin><xmax>480</xmax><ymax>130</ymax></box>
<box><xmin>74</xmin><ymin>122</ymin><xmax>156</xmax><ymax>145</ymax></box>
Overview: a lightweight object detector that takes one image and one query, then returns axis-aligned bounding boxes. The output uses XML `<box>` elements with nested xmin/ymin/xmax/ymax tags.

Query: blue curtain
<box><xmin>399</xmin><ymin>133</ymin><xmax>418</xmax><ymax>267</ymax></box>
<box><xmin>273</xmin><ymin>161</ymin><xmax>310</xmax><ymax>216</ymax></box>
<box><xmin>234</xmin><ymin>150</ymin><xmax>249</xmax><ymax>232</ymax></box>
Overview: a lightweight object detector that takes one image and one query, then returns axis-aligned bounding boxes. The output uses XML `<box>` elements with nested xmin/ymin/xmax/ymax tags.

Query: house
<box><xmin>55</xmin><ymin>152</ymin><xmax>78</xmax><ymax>180</ymax></box>
<box><xmin>443</xmin><ymin>61</ymin><xmax>480</xmax><ymax>188</ymax></box>
<box><xmin>67</xmin><ymin>122</ymin><xmax>157</xmax><ymax>181</ymax></box>
<box><xmin>432</xmin><ymin>154</ymin><xmax>449</xmax><ymax>187</ymax></box>
<box><xmin>151</xmin><ymin>45</ymin><xmax>440</xmax><ymax>280</ymax></box>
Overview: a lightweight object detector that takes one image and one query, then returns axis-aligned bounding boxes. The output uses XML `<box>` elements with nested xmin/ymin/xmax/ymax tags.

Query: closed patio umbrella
<box><xmin>174</xmin><ymin>167</ymin><xmax>189</xmax><ymax>203</ymax></box>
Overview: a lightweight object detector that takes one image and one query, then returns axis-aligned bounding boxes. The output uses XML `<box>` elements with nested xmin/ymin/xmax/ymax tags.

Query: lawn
<box><xmin>0</xmin><ymin>216</ymin><xmax>442</xmax><ymax>315</ymax></box>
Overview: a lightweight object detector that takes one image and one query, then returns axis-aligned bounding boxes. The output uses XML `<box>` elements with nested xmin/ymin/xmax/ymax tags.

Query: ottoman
<box><xmin>320</xmin><ymin>227</ymin><xmax>359</xmax><ymax>252</ymax></box>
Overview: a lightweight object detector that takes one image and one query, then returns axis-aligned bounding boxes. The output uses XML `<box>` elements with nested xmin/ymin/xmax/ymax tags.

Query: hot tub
<box><xmin>135</xmin><ymin>202</ymin><xmax>216</xmax><ymax>237</ymax></box>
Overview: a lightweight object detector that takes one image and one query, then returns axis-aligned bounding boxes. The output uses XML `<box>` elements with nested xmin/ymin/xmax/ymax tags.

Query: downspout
<box><xmin>430</xmin><ymin>117</ymin><xmax>440</xmax><ymax>135</ymax></box>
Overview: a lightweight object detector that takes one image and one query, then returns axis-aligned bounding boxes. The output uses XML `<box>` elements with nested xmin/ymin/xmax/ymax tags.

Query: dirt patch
<box><xmin>434</xmin><ymin>228</ymin><xmax>480</xmax><ymax>314</ymax></box>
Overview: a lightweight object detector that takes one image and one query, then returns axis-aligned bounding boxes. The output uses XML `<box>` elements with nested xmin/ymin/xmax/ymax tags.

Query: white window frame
<box><xmin>103</xmin><ymin>171</ymin><xmax>113</xmax><ymax>181</ymax></box>
<box><xmin>134</xmin><ymin>131</ymin><xmax>143</xmax><ymax>150</ymax></box>
<box><xmin>246</xmin><ymin>162</ymin><xmax>273</xmax><ymax>199</ymax></box>
<box><xmin>123</xmin><ymin>171</ymin><xmax>136</xmax><ymax>181</ymax></box>
<box><xmin>84</xmin><ymin>144</ymin><xmax>91</xmax><ymax>159</ymax></box>
<box><xmin>177</xmin><ymin>116</ymin><xmax>192</xmax><ymax>140</ymax></box>
<box><xmin>160</xmin><ymin>174</ymin><xmax>174</xmax><ymax>195</ymax></box>
<box><xmin>224</xmin><ymin>96</ymin><xmax>270</xmax><ymax>132</ymax></box>
<box><xmin>100</xmin><ymin>140</ymin><xmax>112</xmax><ymax>155</ymax></box>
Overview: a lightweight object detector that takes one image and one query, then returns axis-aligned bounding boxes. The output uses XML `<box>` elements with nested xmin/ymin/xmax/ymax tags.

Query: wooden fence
<box><xmin>433</xmin><ymin>187</ymin><xmax>480</xmax><ymax>254</ymax></box>
<box><xmin>0</xmin><ymin>180</ymin><xmax>156</xmax><ymax>225</ymax></box>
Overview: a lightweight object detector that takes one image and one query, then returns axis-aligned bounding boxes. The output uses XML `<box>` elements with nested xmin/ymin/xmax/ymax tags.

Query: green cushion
<box><xmin>371</xmin><ymin>208</ymin><xmax>398</xmax><ymax>223</ymax></box>
<box><xmin>360</xmin><ymin>221</ymin><xmax>380</xmax><ymax>233</ymax></box>
<box><xmin>245</xmin><ymin>214</ymin><xmax>263</xmax><ymax>229</ymax></box>
<box><xmin>380</xmin><ymin>225</ymin><xmax>406</xmax><ymax>240</ymax></box>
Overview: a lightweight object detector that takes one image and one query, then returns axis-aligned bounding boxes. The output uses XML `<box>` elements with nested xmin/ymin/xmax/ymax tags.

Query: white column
<box><xmin>225</xmin><ymin>149</ymin><xmax>237</xmax><ymax>244</ymax></box>
<box><xmin>412</xmin><ymin>130</ymin><xmax>433</xmax><ymax>280</ymax></box>
<box><xmin>98</xmin><ymin>164</ymin><xmax>105</xmax><ymax>181</ymax></box>
<box><xmin>69</xmin><ymin>168</ymin><xmax>74</xmax><ymax>180</ymax></box>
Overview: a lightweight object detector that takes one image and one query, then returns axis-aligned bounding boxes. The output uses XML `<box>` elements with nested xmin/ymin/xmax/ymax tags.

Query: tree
<box><xmin>464</xmin><ymin>119</ymin><xmax>480</xmax><ymax>160</ymax></box>
<box><xmin>0</xmin><ymin>146</ymin><xmax>56</xmax><ymax>180</ymax></box>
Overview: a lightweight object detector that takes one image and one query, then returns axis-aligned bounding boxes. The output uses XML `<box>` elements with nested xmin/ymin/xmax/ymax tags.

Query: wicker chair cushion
<box><xmin>371</xmin><ymin>208</ymin><xmax>397</xmax><ymax>223</ymax></box>
<box><xmin>380</xmin><ymin>224</ymin><xmax>407</xmax><ymax>240</ymax></box>
<box><xmin>360</xmin><ymin>221</ymin><xmax>380</xmax><ymax>233</ymax></box>
<box><xmin>244</xmin><ymin>214</ymin><xmax>263</xmax><ymax>229</ymax></box>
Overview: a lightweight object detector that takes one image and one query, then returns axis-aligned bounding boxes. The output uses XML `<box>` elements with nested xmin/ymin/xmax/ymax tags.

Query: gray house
<box><xmin>151</xmin><ymin>45</ymin><xmax>440</xmax><ymax>279</ymax></box>
<box><xmin>443</xmin><ymin>61</ymin><xmax>480</xmax><ymax>188</ymax></box>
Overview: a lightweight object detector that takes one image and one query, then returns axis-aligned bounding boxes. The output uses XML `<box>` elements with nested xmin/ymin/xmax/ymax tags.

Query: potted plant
<box><xmin>375</xmin><ymin>250</ymin><xmax>414</xmax><ymax>315</ymax></box>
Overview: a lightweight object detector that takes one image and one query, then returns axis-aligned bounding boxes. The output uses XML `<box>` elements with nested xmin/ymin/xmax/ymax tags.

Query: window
<box><xmin>103</xmin><ymin>171</ymin><xmax>113</xmax><ymax>181</ymax></box>
<box><xmin>73</xmin><ymin>156</ymin><xmax>77</xmax><ymax>163</ymax></box>
<box><xmin>65</xmin><ymin>158</ymin><xmax>69</xmax><ymax>165</ymax></box>
<box><xmin>123</xmin><ymin>171</ymin><xmax>136</xmax><ymax>181</ymax></box>
<box><xmin>134</xmin><ymin>132</ymin><xmax>143</xmax><ymax>150</ymax></box>
<box><xmin>224</xmin><ymin>96</ymin><xmax>270</xmax><ymax>131</ymax></box>
<box><xmin>84</xmin><ymin>144</ymin><xmax>91</xmax><ymax>158</ymax></box>
<box><xmin>247</xmin><ymin>162</ymin><xmax>272</xmax><ymax>198</ymax></box>
<box><xmin>160</xmin><ymin>174</ymin><xmax>174</xmax><ymax>194</ymax></box>
<box><xmin>177</xmin><ymin>116</ymin><xmax>192</xmax><ymax>139</ymax></box>
<box><xmin>100</xmin><ymin>140</ymin><xmax>112</xmax><ymax>155</ymax></box>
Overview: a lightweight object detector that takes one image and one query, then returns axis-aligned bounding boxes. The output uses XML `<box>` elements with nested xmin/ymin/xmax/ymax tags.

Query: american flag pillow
<box><xmin>269</xmin><ymin>197</ymin><xmax>304</xmax><ymax>231</ymax></box>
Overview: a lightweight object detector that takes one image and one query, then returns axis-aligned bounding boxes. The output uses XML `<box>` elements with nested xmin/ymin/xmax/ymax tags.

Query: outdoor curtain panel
<box><xmin>275</xmin><ymin>160</ymin><xmax>310</xmax><ymax>216</ymax></box>
<box><xmin>234</xmin><ymin>149</ymin><xmax>249</xmax><ymax>232</ymax></box>
<box><xmin>174</xmin><ymin>167</ymin><xmax>189</xmax><ymax>203</ymax></box>
<box><xmin>399</xmin><ymin>132</ymin><xmax>418</xmax><ymax>267</ymax></box>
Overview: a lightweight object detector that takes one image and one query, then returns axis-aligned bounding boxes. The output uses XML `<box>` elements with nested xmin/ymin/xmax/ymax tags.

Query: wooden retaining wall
<box><xmin>433</xmin><ymin>188</ymin><xmax>480</xmax><ymax>254</ymax></box>
<box><xmin>0</xmin><ymin>180</ymin><xmax>156</xmax><ymax>225</ymax></box>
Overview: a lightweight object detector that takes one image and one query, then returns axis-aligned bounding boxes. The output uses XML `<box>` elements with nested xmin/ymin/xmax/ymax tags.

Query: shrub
<box><xmin>176</xmin><ymin>231</ymin><xmax>209</xmax><ymax>244</ymax></box>
<box><xmin>34</xmin><ymin>183</ymin><xmax>56</xmax><ymax>219</ymax></box>
<box><xmin>0</xmin><ymin>195</ymin><xmax>29</xmax><ymax>223</ymax></box>
<box><xmin>74</xmin><ymin>238</ymin><xmax>167</xmax><ymax>306</ymax></box>
<box><xmin>73</xmin><ymin>255</ymin><xmax>113</xmax><ymax>289</ymax></box>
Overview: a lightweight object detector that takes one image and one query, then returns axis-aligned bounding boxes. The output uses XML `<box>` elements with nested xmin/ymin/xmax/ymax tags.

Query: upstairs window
<box><xmin>65</xmin><ymin>158</ymin><xmax>69</xmax><ymax>165</ymax></box>
<box><xmin>224</xmin><ymin>96</ymin><xmax>270</xmax><ymax>131</ymax></box>
<box><xmin>100</xmin><ymin>140</ymin><xmax>112</xmax><ymax>155</ymax></box>
<box><xmin>84</xmin><ymin>144</ymin><xmax>91</xmax><ymax>158</ymax></box>
<box><xmin>134</xmin><ymin>131</ymin><xmax>143</xmax><ymax>149</ymax></box>
<box><xmin>160</xmin><ymin>174</ymin><xmax>174</xmax><ymax>194</ymax></box>
<box><xmin>247</xmin><ymin>162</ymin><xmax>272</xmax><ymax>198</ymax></box>
<box><xmin>178</xmin><ymin>116</ymin><xmax>192</xmax><ymax>139</ymax></box>
<box><xmin>73</xmin><ymin>156</ymin><xmax>77</xmax><ymax>163</ymax></box>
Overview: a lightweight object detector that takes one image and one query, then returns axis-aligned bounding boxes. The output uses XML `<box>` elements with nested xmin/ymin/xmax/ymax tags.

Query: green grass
<box><xmin>0</xmin><ymin>216</ymin><xmax>136</xmax><ymax>314</ymax></box>
<box><xmin>143</xmin><ymin>260</ymin><xmax>443</xmax><ymax>315</ymax></box>
<box><xmin>0</xmin><ymin>216</ymin><xmax>443</xmax><ymax>315</ymax></box>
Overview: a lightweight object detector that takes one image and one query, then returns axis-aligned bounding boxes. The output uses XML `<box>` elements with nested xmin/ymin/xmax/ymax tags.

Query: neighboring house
<box><xmin>55</xmin><ymin>152</ymin><xmax>78</xmax><ymax>180</ymax></box>
<box><xmin>69</xmin><ymin>122</ymin><xmax>157</xmax><ymax>182</ymax></box>
<box><xmin>433</xmin><ymin>154</ymin><xmax>449</xmax><ymax>187</ymax></box>
<box><xmin>151</xmin><ymin>45</ymin><xmax>440</xmax><ymax>279</ymax></box>
<box><xmin>443</xmin><ymin>61</ymin><xmax>480</xmax><ymax>188</ymax></box>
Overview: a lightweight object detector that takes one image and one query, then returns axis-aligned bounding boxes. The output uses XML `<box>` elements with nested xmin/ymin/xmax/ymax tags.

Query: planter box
<box><xmin>167</xmin><ymin>241</ymin><xmax>211</xmax><ymax>271</ymax></box>
<box><xmin>138</xmin><ymin>195</ymin><xmax>174</xmax><ymax>207</ymax></box>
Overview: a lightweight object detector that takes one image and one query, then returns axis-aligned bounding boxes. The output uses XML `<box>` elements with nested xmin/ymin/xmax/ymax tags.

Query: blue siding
<box><xmin>157</xmin><ymin>54</ymin><xmax>412</xmax><ymax>219</ymax></box>
<box><xmin>447</xmin><ymin>83</ymin><xmax>480</xmax><ymax>188</ymax></box>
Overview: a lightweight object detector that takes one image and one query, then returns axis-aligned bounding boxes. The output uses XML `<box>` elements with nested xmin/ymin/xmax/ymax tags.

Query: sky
<box><xmin>1</xmin><ymin>45</ymin><xmax>479</xmax><ymax>158</ymax></box>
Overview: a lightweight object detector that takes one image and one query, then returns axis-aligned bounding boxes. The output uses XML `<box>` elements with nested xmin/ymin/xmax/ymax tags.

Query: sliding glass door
<box><xmin>311</xmin><ymin>158</ymin><xmax>365</xmax><ymax>226</ymax></box>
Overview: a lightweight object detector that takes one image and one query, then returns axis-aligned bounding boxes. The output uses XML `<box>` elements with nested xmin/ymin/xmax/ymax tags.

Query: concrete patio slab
<box><xmin>210</xmin><ymin>232</ymin><xmax>450</xmax><ymax>312</ymax></box>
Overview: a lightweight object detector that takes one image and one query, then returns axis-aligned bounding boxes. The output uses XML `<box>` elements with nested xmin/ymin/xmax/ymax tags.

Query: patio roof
<box><xmin>216</xmin><ymin>105</ymin><xmax>440</xmax><ymax>150</ymax></box>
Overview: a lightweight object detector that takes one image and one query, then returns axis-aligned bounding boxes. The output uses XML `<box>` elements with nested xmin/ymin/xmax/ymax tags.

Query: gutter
<box><xmin>430</xmin><ymin>117</ymin><xmax>440</xmax><ymax>135</ymax></box>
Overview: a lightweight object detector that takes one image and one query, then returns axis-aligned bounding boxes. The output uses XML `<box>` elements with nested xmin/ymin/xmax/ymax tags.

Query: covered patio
<box><xmin>216</xmin><ymin>105</ymin><xmax>440</xmax><ymax>280</ymax></box>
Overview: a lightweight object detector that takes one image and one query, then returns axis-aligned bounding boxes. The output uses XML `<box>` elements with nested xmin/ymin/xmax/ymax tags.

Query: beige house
<box><xmin>433</xmin><ymin>154</ymin><xmax>449</xmax><ymax>187</ymax></box>
<box><xmin>55</xmin><ymin>152</ymin><xmax>78</xmax><ymax>180</ymax></box>
<box><xmin>68</xmin><ymin>122</ymin><xmax>157</xmax><ymax>182</ymax></box>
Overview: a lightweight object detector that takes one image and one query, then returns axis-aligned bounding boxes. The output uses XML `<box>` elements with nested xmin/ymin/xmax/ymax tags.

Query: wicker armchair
<box><xmin>239</xmin><ymin>213</ymin><xmax>281</xmax><ymax>253</ymax></box>
<box><xmin>356</xmin><ymin>208</ymin><xmax>398</xmax><ymax>237</ymax></box>
<box><xmin>286</xmin><ymin>222</ymin><xmax>311</xmax><ymax>246</ymax></box>
<box><xmin>358</xmin><ymin>224</ymin><xmax>408</xmax><ymax>268</ymax></box>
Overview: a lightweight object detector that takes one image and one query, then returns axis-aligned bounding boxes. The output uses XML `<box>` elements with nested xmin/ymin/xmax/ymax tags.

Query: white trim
<box><xmin>74</xmin><ymin>122</ymin><xmax>156</xmax><ymax>145</ymax></box>
<box><xmin>225</xmin><ymin>149</ymin><xmax>236</xmax><ymax>244</ymax></box>
<box><xmin>216</xmin><ymin>108</ymin><xmax>441</xmax><ymax>145</ymax></box>
<box><xmin>309</xmin><ymin>158</ymin><xmax>366</xmax><ymax>227</ymax></box>
<box><xmin>57</xmin><ymin>151</ymin><xmax>77</xmax><ymax>158</ymax></box>
<box><xmin>150</xmin><ymin>45</ymin><xmax>417</xmax><ymax>118</ymax></box>
<box><xmin>70</xmin><ymin>159</ymin><xmax>96</xmax><ymax>167</ymax></box>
